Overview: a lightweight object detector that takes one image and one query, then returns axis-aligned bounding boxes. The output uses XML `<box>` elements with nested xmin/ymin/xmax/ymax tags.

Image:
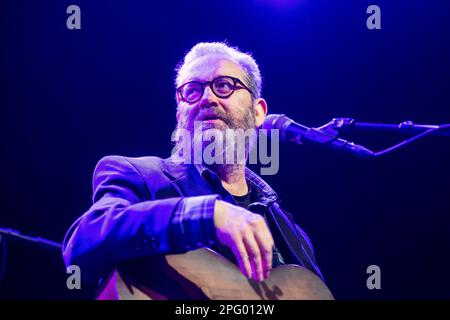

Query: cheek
<box><xmin>178</xmin><ymin>104</ymin><xmax>196</xmax><ymax>122</ymax></box>
<box><xmin>232</xmin><ymin>97</ymin><xmax>253</xmax><ymax>117</ymax></box>
<box><xmin>225</xmin><ymin>95</ymin><xmax>245</xmax><ymax>112</ymax></box>
<box><xmin>177</xmin><ymin>108</ymin><xmax>187</xmax><ymax>123</ymax></box>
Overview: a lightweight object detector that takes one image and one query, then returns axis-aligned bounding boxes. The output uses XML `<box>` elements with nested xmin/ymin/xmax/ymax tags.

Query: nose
<box><xmin>198</xmin><ymin>85</ymin><xmax>218</xmax><ymax>109</ymax></box>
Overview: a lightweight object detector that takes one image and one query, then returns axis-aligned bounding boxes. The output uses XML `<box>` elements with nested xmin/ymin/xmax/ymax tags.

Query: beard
<box><xmin>177</xmin><ymin>104</ymin><xmax>255</xmax><ymax>131</ymax></box>
<box><xmin>173</xmin><ymin>104</ymin><xmax>257</xmax><ymax>165</ymax></box>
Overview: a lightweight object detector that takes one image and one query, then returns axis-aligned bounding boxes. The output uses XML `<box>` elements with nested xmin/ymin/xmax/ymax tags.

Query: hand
<box><xmin>213</xmin><ymin>199</ymin><xmax>274</xmax><ymax>282</ymax></box>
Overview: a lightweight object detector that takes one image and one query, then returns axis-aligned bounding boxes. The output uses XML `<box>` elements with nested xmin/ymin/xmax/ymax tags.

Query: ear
<box><xmin>253</xmin><ymin>98</ymin><xmax>268</xmax><ymax>128</ymax></box>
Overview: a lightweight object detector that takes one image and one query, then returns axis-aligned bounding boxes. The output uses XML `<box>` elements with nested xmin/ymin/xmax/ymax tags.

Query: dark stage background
<box><xmin>1</xmin><ymin>0</ymin><xmax>449</xmax><ymax>299</ymax></box>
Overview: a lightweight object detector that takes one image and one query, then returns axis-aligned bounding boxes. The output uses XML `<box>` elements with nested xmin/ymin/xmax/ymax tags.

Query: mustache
<box><xmin>196</xmin><ymin>110</ymin><xmax>228</xmax><ymax>123</ymax></box>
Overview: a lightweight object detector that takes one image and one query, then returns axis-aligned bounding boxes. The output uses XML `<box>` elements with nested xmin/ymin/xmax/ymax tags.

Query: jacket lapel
<box><xmin>161</xmin><ymin>158</ymin><xmax>216</xmax><ymax>198</ymax></box>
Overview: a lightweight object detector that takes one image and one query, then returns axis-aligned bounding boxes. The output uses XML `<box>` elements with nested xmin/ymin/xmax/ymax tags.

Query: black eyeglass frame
<box><xmin>176</xmin><ymin>75</ymin><xmax>256</xmax><ymax>103</ymax></box>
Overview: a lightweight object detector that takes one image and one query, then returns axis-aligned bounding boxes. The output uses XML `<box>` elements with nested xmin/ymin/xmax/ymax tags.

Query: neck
<box><xmin>208</xmin><ymin>163</ymin><xmax>248</xmax><ymax>196</ymax></box>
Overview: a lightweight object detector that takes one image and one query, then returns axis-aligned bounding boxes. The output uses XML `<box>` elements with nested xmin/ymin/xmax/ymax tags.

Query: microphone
<box><xmin>262</xmin><ymin>114</ymin><xmax>374</xmax><ymax>157</ymax></box>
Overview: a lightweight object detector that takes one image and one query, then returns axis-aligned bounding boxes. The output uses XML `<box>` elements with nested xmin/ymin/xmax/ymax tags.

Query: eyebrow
<box><xmin>186</xmin><ymin>77</ymin><xmax>204</xmax><ymax>82</ymax></box>
<box><xmin>185</xmin><ymin>75</ymin><xmax>240</xmax><ymax>83</ymax></box>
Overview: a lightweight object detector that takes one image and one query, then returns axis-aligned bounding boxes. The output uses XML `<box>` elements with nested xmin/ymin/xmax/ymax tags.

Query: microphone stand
<box><xmin>0</xmin><ymin>226</ymin><xmax>62</xmax><ymax>285</ymax></box>
<box><xmin>315</xmin><ymin>118</ymin><xmax>450</xmax><ymax>157</ymax></box>
<box><xmin>0</xmin><ymin>227</ymin><xmax>62</xmax><ymax>250</ymax></box>
<box><xmin>324</xmin><ymin>118</ymin><xmax>450</xmax><ymax>136</ymax></box>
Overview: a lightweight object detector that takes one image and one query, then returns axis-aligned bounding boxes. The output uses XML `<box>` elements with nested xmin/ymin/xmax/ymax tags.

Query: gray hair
<box><xmin>175</xmin><ymin>42</ymin><xmax>262</xmax><ymax>99</ymax></box>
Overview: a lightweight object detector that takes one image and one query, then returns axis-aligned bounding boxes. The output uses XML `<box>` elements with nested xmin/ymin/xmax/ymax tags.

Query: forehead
<box><xmin>181</xmin><ymin>55</ymin><xmax>245</xmax><ymax>83</ymax></box>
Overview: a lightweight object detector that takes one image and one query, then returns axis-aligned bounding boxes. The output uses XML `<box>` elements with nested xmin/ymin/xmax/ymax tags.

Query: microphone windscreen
<box><xmin>262</xmin><ymin>114</ymin><xmax>283</xmax><ymax>131</ymax></box>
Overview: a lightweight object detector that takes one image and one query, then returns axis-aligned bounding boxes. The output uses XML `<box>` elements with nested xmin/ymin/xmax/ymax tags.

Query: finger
<box><xmin>232</xmin><ymin>240</ymin><xmax>252</xmax><ymax>279</ymax></box>
<box><xmin>243</xmin><ymin>233</ymin><xmax>263</xmax><ymax>282</ymax></box>
<box><xmin>254</xmin><ymin>229</ymin><xmax>274</xmax><ymax>279</ymax></box>
<box><xmin>248</xmin><ymin>214</ymin><xmax>274</xmax><ymax>279</ymax></box>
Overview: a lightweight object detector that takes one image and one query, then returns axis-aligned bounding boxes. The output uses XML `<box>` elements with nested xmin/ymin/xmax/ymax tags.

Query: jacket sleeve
<box><xmin>62</xmin><ymin>156</ymin><xmax>219</xmax><ymax>288</ymax></box>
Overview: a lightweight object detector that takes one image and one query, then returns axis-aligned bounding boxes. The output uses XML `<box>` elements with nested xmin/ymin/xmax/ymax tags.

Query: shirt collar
<box><xmin>194</xmin><ymin>164</ymin><xmax>278</xmax><ymax>205</ymax></box>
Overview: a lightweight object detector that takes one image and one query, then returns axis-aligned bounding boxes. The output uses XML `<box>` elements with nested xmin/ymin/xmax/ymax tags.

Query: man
<box><xmin>63</xmin><ymin>42</ymin><xmax>323</xmax><ymax>297</ymax></box>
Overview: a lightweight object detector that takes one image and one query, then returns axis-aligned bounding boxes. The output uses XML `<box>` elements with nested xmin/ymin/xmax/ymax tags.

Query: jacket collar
<box><xmin>161</xmin><ymin>157</ymin><xmax>192</xmax><ymax>181</ymax></box>
<box><xmin>162</xmin><ymin>157</ymin><xmax>278</xmax><ymax>206</ymax></box>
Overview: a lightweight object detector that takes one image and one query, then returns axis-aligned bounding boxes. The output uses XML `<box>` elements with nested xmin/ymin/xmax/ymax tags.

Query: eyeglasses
<box><xmin>177</xmin><ymin>76</ymin><xmax>255</xmax><ymax>104</ymax></box>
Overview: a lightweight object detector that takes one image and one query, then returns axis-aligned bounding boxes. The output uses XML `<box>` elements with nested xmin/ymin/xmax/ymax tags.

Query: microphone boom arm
<box><xmin>263</xmin><ymin>114</ymin><xmax>450</xmax><ymax>158</ymax></box>
<box><xmin>325</xmin><ymin>118</ymin><xmax>450</xmax><ymax>137</ymax></box>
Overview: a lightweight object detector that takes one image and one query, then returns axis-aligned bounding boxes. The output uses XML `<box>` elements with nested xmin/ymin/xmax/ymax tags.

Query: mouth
<box><xmin>198</xmin><ymin>114</ymin><xmax>225</xmax><ymax>122</ymax></box>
